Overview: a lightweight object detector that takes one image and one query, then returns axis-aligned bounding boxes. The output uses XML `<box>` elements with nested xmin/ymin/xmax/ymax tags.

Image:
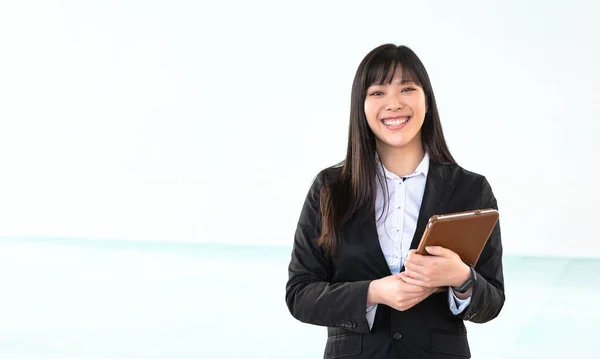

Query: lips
<box><xmin>381</xmin><ymin>116</ymin><xmax>410</xmax><ymax>126</ymax></box>
<box><xmin>380</xmin><ymin>116</ymin><xmax>411</xmax><ymax>130</ymax></box>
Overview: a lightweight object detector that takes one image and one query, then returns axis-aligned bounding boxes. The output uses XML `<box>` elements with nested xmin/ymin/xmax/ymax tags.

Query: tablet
<box><xmin>415</xmin><ymin>208</ymin><xmax>499</xmax><ymax>266</ymax></box>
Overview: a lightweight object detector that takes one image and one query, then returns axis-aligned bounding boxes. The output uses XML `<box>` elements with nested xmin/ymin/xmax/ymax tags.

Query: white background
<box><xmin>1</xmin><ymin>0</ymin><xmax>599</xmax><ymax>258</ymax></box>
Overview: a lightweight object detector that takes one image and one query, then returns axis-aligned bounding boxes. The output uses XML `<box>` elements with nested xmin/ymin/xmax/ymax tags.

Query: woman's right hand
<box><xmin>367</xmin><ymin>272</ymin><xmax>438</xmax><ymax>311</ymax></box>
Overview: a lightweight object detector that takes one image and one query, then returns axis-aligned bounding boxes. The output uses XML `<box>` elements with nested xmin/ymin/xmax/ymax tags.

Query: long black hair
<box><xmin>317</xmin><ymin>44</ymin><xmax>456</xmax><ymax>257</ymax></box>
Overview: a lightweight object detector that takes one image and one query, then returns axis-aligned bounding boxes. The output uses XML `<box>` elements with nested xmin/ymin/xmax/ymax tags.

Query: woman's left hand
<box><xmin>402</xmin><ymin>246</ymin><xmax>471</xmax><ymax>288</ymax></box>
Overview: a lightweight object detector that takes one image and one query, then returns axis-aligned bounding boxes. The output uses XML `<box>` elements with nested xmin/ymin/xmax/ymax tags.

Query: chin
<box><xmin>378</xmin><ymin>135</ymin><xmax>418</xmax><ymax>149</ymax></box>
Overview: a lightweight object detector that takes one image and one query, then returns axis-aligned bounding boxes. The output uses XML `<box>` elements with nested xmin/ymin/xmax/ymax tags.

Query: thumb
<box><xmin>425</xmin><ymin>246</ymin><xmax>450</xmax><ymax>257</ymax></box>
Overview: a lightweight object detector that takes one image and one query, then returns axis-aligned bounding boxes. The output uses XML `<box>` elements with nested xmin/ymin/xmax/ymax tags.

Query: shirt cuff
<box><xmin>448</xmin><ymin>287</ymin><xmax>471</xmax><ymax>315</ymax></box>
<box><xmin>366</xmin><ymin>304</ymin><xmax>377</xmax><ymax>330</ymax></box>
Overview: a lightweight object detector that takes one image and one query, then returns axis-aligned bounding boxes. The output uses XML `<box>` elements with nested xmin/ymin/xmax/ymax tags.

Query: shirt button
<box><xmin>393</xmin><ymin>332</ymin><xmax>402</xmax><ymax>340</ymax></box>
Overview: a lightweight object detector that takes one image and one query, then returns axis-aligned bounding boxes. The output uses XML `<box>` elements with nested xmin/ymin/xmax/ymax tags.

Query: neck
<box><xmin>376</xmin><ymin>139</ymin><xmax>425</xmax><ymax>177</ymax></box>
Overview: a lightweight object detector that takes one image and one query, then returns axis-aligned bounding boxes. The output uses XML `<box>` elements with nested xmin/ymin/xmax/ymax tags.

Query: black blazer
<box><xmin>285</xmin><ymin>161</ymin><xmax>505</xmax><ymax>359</ymax></box>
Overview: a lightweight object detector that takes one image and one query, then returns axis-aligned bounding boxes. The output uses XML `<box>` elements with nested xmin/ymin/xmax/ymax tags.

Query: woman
<box><xmin>285</xmin><ymin>44</ymin><xmax>505</xmax><ymax>359</ymax></box>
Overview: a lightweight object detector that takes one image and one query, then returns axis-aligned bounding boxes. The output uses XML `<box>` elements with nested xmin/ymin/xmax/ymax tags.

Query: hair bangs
<box><xmin>365</xmin><ymin>51</ymin><xmax>422</xmax><ymax>89</ymax></box>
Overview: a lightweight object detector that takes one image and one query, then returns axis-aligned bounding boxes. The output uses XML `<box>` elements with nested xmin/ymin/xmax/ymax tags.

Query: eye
<box><xmin>368</xmin><ymin>91</ymin><xmax>384</xmax><ymax>96</ymax></box>
<box><xmin>401</xmin><ymin>87</ymin><xmax>416</xmax><ymax>93</ymax></box>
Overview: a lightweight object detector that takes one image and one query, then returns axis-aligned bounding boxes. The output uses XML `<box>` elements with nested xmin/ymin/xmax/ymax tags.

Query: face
<box><xmin>364</xmin><ymin>68</ymin><xmax>427</xmax><ymax>152</ymax></box>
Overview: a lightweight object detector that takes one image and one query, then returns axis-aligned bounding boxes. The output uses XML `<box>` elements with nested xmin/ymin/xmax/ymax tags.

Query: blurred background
<box><xmin>0</xmin><ymin>0</ymin><xmax>598</xmax><ymax>358</ymax></box>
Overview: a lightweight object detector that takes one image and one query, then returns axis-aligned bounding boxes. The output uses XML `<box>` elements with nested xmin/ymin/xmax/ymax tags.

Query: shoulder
<box><xmin>310</xmin><ymin>162</ymin><xmax>344</xmax><ymax>191</ymax></box>
<box><xmin>439</xmin><ymin>162</ymin><xmax>497</xmax><ymax>205</ymax></box>
<box><xmin>433</xmin><ymin>161</ymin><xmax>487</xmax><ymax>183</ymax></box>
<box><xmin>448</xmin><ymin>163</ymin><xmax>487</xmax><ymax>183</ymax></box>
<box><xmin>298</xmin><ymin>163</ymin><xmax>344</xmax><ymax>216</ymax></box>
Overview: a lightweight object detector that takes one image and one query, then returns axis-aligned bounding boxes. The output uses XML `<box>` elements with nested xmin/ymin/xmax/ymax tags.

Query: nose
<box><xmin>386</xmin><ymin>94</ymin><xmax>404</xmax><ymax>111</ymax></box>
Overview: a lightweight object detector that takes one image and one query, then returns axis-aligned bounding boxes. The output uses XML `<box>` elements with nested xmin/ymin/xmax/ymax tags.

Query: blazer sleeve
<box><xmin>285</xmin><ymin>170</ymin><xmax>372</xmax><ymax>334</ymax></box>
<box><xmin>457</xmin><ymin>176</ymin><xmax>506</xmax><ymax>323</ymax></box>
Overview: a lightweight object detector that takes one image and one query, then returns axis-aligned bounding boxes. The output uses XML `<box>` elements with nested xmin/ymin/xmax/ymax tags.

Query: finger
<box><xmin>404</xmin><ymin>261</ymin><xmax>429</xmax><ymax>278</ymax></box>
<box><xmin>425</xmin><ymin>246</ymin><xmax>454</xmax><ymax>258</ymax></box>
<box><xmin>406</xmin><ymin>251</ymin><xmax>442</xmax><ymax>266</ymax></box>
<box><xmin>397</xmin><ymin>269</ymin><xmax>424</xmax><ymax>279</ymax></box>
<box><xmin>404</xmin><ymin>271</ymin><xmax>429</xmax><ymax>284</ymax></box>
<box><xmin>399</xmin><ymin>272</ymin><xmax>423</xmax><ymax>293</ymax></box>
<box><xmin>399</xmin><ymin>272</ymin><xmax>432</xmax><ymax>289</ymax></box>
<box><xmin>399</xmin><ymin>274</ymin><xmax>425</xmax><ymax>287</ymax></box>
<box><xmin>405</xmin><ymin>252</ymin><xmax>427</xmax><ymax>266</ymax></box>
<box><xmin>413</xmin><ymin>254</ymin><xmax>447</xmax><ymax>271</ymax></box>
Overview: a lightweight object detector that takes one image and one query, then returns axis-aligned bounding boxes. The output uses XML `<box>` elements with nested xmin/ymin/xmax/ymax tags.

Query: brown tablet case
<box><xmin>415</xmin><ymin>209</ymin><xmax>499</xmax><ymax>266</ymax></box>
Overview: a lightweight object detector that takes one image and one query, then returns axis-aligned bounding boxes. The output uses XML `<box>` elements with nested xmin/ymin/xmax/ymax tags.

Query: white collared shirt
<box><xmin>366</xmin><ymin>152</ymin><xmax>470</xmax><ymax>330</ymax></box>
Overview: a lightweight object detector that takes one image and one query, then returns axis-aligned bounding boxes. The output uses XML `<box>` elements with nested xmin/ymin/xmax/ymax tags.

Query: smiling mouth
<box><xmin>381</xmin><ymin>116</ymin><xmax>411</xmax><ymax>128</ymax></box>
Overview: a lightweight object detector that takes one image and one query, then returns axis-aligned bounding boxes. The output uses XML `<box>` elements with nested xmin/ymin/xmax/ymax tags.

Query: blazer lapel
<box><xmin>356</xmin><ymin>204</ymin><xmax>393</xmax><ymax>276</ymax></box>
<box><xmin>408</xmin><ymin>162</ymin><xmax>454</xmax><ymax>251</ymax></box>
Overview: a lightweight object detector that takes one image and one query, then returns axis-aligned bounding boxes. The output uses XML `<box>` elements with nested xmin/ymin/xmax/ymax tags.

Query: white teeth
<box><xmin>383</xmin><ymin>117</ymin><xmax>409</xmax><ymax>126</ymax></box>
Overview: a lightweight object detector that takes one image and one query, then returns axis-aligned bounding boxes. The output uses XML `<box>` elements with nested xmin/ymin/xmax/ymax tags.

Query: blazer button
<box><xmin>393</xmin><ymin>332</ymin><xmax>402</xmax><ymax>340</ymax></box>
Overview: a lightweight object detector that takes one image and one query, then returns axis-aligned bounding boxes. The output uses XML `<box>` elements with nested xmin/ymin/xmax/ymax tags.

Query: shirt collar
<box><xmin>376</xmin><ymin>151</ymin><xmax>430</xmax><ymax>180</ymax></box>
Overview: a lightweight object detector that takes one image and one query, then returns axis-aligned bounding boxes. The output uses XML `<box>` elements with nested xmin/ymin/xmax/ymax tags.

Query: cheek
<box><xmin>363</xmin><ymin>102</ymin><xmax>377</xmax><ymax>123</ymax></box>
<box><xmin>409</xmin><ymin>97</ymin><xmax>427</xmax><ymax>119</ymax></box>
<box><xmin>363</xmin><ymin>102</ymin><xmax>372</xmax><ymax>116</ymax></box>
<box><xmin>420</xmin><ymin>96</ymin><xmax>428</xmax><ymax>114</ymax></box>
<box><xmin>365</xmin><ymin>99</ymin><xmax>385</xmax><ymax>117</ymax></box>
